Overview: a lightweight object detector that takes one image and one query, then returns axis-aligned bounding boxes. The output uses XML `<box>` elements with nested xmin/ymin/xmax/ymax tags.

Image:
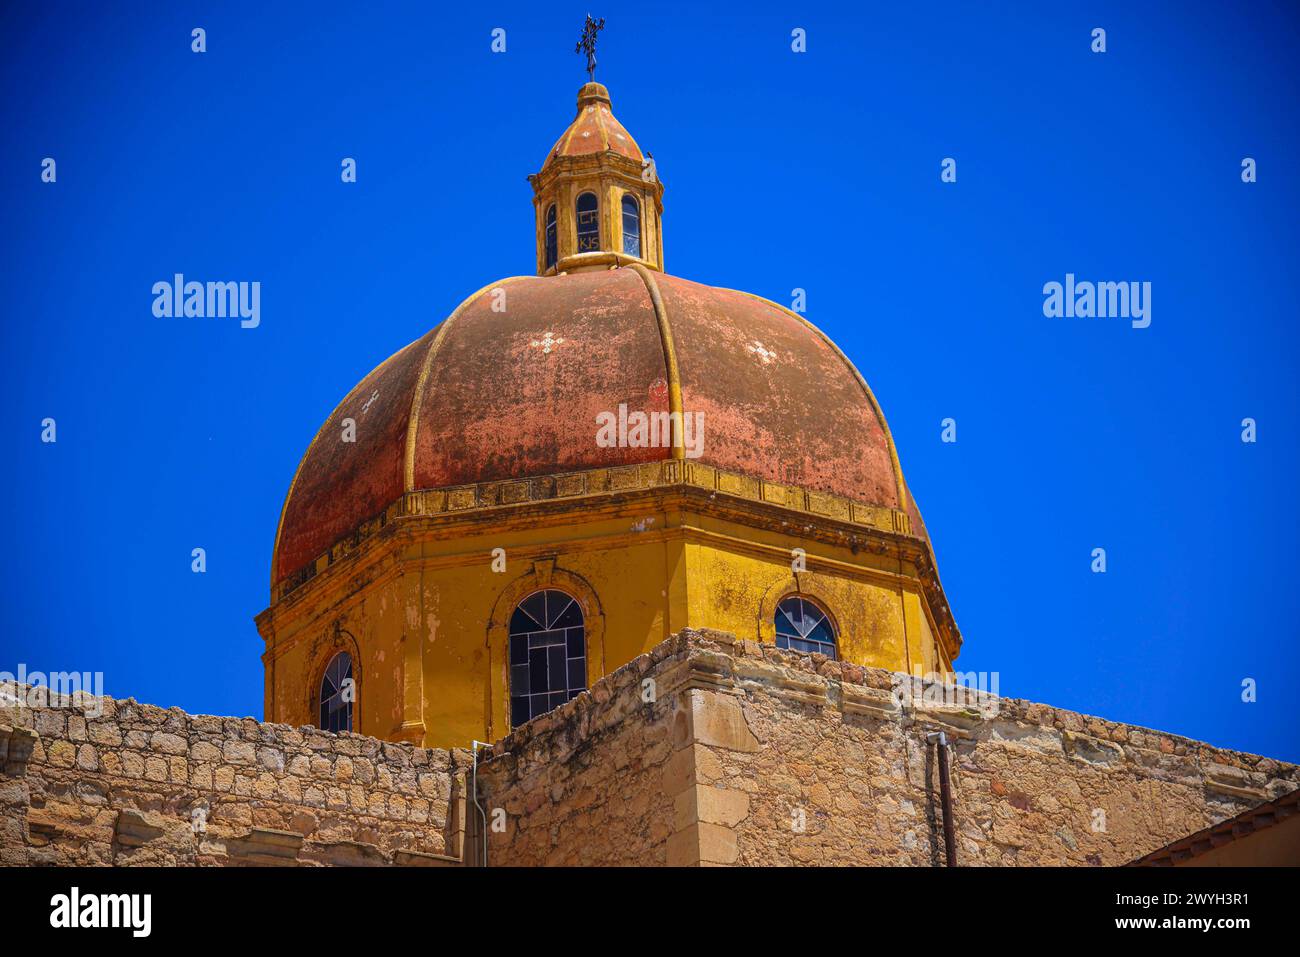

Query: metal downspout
<box><xmin>929</xmin><ymin>730</ymin><xmax>958</xmax><ymax>866</ymax></box>
<box><xmin>471</xmin><ymin>740</ymin><xmax>490</xmax><ymax>867</ymax></box>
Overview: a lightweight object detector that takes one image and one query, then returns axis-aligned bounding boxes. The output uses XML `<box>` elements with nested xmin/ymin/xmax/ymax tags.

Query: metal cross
<box><xmin>575</xmin><ymin>14</ymin><xmax>605</xmax><ymax>81</ymax></box>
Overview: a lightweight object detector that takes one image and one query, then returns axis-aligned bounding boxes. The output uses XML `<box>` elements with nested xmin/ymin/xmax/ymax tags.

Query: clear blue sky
<box><xmin>2</xmin><ymin>2</ymin><xmax>1297</xmax><ymax>762</ymax></box>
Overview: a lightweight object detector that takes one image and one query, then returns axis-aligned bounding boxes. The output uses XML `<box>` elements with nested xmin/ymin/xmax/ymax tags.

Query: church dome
<box><xmin>260</xmin><ymin>44</ymin><xmax>961</xmax><ymax>752</ymax></box>
<box><xmin>271</xmin><ymin>268</ymin><xmax>916</xmax><ymax>590</ymax></box>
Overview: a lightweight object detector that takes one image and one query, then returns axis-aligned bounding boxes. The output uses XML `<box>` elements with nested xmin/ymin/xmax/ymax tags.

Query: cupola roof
<box><xmin>540</xmin><ymin>82</ymin><xmax>644</xmax><ymax>172</ymax></box>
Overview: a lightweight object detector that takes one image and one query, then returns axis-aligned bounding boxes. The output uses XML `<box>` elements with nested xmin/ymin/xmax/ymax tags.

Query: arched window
<box><xmin>319</xmin><ymin>651</ymin><xmax>353</xmax><ymax>733</ymax></box>
<box><xmin>575</xmin><ymin>192</ymin><xmax>599</xmax><ymax>253</ymax></box>
<box><xmin>774</xmin><ymin>596</ymin><xmax>838</xmax><ymax>658</ymax></box>
<box><xmin>621</xmin><ymin>194</ymin><xmax>640</xmax><ymax>257</ymax></box>
<box><xmin>544</xmin><ymin>204</ymin><xmax>557</xmax><ymax>269</ymax></box>
<box><xmin>509</xmin><ymin>589</ymin><xmax>586</xmax><ymax>727</ymax></box>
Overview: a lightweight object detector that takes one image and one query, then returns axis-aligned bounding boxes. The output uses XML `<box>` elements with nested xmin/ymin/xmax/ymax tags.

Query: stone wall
<box><xmin>475</xmin><ymin>629</ymin><xmax>1299</xmax><ymax>866</ymax></box>
<box><xmin>0</xmin><ymin>686</ymin><xmax>466</xmax><ymax>866</ymax></box>
<box><xmin>5</xmin><ymin>630</ymin><xmax>1296</xmax><ymax>867</ymax></box>
<box><xmin>470</xmin><ymin>636</ymin><xmax>687</xmax><ymax>865</ymax></box>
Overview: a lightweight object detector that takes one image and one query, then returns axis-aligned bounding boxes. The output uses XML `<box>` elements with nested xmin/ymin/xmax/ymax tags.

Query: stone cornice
<box><xmin>261</xmin><ymin>461</ymin><xmax>962</xmax><ymax>658</ymax></box>
<box><xmin>271</xmin><ymin>460</ymin><xmax>910</xmax><ymax>583</ymax></box>
<box><xmin>529</xmin><ymin>152</ymin><xmax>662</xmax><ymax>209</ymax></box>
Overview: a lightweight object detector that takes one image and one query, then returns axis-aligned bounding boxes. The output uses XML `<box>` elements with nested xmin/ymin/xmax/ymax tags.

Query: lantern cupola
<box><xmin>528</xmin><ymin>81</ymin><xmax>664</xmax><ymax>275</ymax></box>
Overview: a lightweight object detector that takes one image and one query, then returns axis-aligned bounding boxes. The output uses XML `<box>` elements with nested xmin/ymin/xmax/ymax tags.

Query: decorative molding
<box><xmin>656</xmin><ymin>645</ymin><xmax>741</xmax><ymax>700</ymax></box>
<box><xmin>910</xmin><ymin>703</ymin><xmax>985</xmax><ymax>740</ymax></box>
<box><xmin>264</xmin><ymin>457</ymin><xmax>962</xmax><ymax>667</ymax></box>
<box><xmin>273</xmin><ymin>461</ymin><xmax>916</xmax><ymax>605</ymax></box>
<box><xmin>533</xmin><ymin>556</ymin><xmax>555</xmax><ymax>586</ymax></box>
<box><xmin>841</xmin><ymin>683</ymin><xmax>902</xmax><ymax>720</ymax></box>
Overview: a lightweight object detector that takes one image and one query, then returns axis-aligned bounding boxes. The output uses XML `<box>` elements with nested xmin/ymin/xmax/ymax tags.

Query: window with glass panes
<box><xmin>621</xmin><ymin>194</ymin><xmax>640</xmax><ymax>257</ymax></box>
<box><xmin>575</xmin><ymin>192</ymin><xmax>600</xmax><ymax>252</ymax></box>
<box><xmin>544</xmin><ymin>204</ymin><xmax>558</xmax><ymax>268</ymax></box>
<box><xmin>773</xmin><ymin>596</ymin><xmax>838</xmax><ymax>658</ymax></box>
<box><xmin>319</xmin><ymin>651</ymin><xmax>353</xmax><ymax>733</ymax></box>
<box><xmin>508</xmin><ymin>590</ymin><xmax>587</xmax><ymax>728</ymax></box>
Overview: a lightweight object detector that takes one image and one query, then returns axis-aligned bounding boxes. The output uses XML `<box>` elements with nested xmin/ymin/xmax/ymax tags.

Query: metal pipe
<box><xmin>471</xmin><ymin>740</ymin><xmax>489</xmax><ymax>868</ymax></box>
<box><xmin>929</xmin><ymin>731</ymin><xmax>957</xmax><ymax>867</ymax></box>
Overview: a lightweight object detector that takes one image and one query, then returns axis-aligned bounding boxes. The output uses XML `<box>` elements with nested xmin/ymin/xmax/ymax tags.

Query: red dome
<box><xmin>272</xmin><ymin>269</ymin><xmax>909</xmax><ymax>589</ymax></box>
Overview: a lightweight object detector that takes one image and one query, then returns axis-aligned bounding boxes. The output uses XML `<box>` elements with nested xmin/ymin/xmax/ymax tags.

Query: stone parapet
<box><xmin>4</xmin><ymin>631</ymin><xmax>1295</xmax><ymax>867</ymax></box>
<box><xmin>0</xmin><ymin>683</ymin><xmax>466</xmax><ymax>866</ymax></box>
<box><xmin>474</xmin><ymin>629</ymin><xmax>1298</xmax><ymax>866</ymax></box>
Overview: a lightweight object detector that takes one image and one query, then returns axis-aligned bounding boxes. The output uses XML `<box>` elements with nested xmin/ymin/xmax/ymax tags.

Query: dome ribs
<box><xmin>725</xmin><ymin>288</ymin><xmax>910</xmax><ymax>514</ymax></box>
<box><xmin>652</xmin><ymin>274</ymin><xmax>901</xmax><ymax>510</ymax></box>
<box><xmin>403</xmin><ymin>277</ymin><xmax>532</xmax><ymax>492</ymax></box>
<box><xmin>627</xmin><ymin>263</ymin><xmax>684</xmax><ymax>460</ymax></box>
<box><xmin>270</xmin><ymin>335</ymin><xmax>430</xmax><ymax>587</ymax></box>
<box><xmin>408</xmin><ymin>269</ymin><xmax>669</xmax><ymax>491</ymax></box>
<box><xmin>272</xmin><ymin>271</ymin><xmax>918</xmax><ymax>593</ymax></box>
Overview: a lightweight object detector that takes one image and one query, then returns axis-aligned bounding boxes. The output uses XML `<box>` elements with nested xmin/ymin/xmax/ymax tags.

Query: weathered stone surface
<box><xmin>696</xmin><ymin>785</ymin><xmax>750</xmax><ymax>828</ymax></box>
<box><xmin>150</xmin><ymin>732</ymin><xmax>188</xmax><ymax>755</ymax></box>
<box><xmin>0</xmin><ymin>688</ymin><xmax>462</xmax><ymax>866</ymax></box>
<box><xmin>687</xmin><ymin>691</ymin><xmax>759</xmax><ymax>752</ymax></box>
<box><xmin>2</xmin><ymin>631</ymin><xmax>1296</xmax><ymax>867</ymax></box>
<box><xmin>474</xmin><ymin>629</ymin><xmax>1300</xmax><ymax>867</ymax></box>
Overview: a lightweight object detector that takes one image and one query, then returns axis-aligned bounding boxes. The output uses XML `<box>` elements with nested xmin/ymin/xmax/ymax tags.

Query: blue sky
<box><xmin>2</xmin><ymin>2</ymin><xmax>1297</xmax><ymax>762</ymax></box>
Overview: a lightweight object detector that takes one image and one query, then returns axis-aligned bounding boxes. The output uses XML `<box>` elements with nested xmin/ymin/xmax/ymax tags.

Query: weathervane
<box><xmin>575</xmin><ymin>14</ymin><xmax>605</xmax><ymax>81</ymax></box>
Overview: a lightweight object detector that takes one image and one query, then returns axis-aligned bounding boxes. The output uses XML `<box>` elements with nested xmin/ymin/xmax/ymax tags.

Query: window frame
<box><xmin>621</xmin><ymin>193</ymin><xmax>641</xmax><ymax>258</ymax></box>
<box><xmin>544</xmin><ymin>203</ymin><xmax>558</xmax><ymax>269</ymax></box>
<box><xmin>773</xmin><ymin>595</ymin><xmax>839</xmax><ymax>659</ymax></box>
<box><xmin>318</xmin><ymin>650</ymin><xmax>354</xmax><ymax>733</ymax></box>
<box><xmin>575</xmin><ymin>191</ymin><xmax>600</xmax><ymax>253</ymax></box>
<box><xmin>507</xmin><ymin>588</ymin><xmax>588</xmax><ymax>729</ymax></box>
